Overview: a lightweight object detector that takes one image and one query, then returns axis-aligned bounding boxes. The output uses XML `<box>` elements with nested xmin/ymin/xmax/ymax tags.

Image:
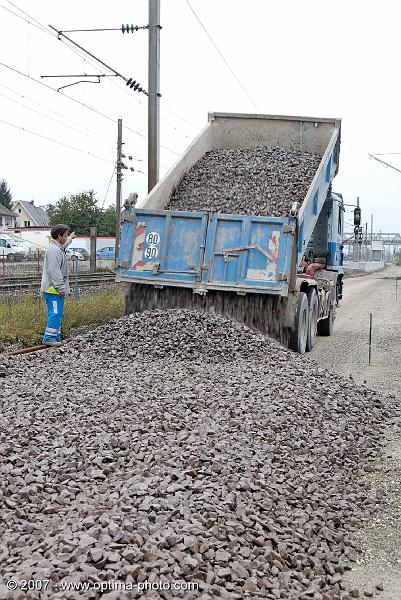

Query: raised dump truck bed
<box><xmin>118</xmin><ymin>113</ymin><xmax>343</xmax><ymax>353</ymax></box>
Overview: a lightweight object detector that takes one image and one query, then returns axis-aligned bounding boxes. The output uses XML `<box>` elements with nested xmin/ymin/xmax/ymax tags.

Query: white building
<box><xmin>13</xmin><ymin>200</ymin><xmax>49</xmax><ymax>228</ymax></box>
<box><xmin>371</xmin><ymin>241</ymin><xmax>384</xmax><ymax>261</ymax></box>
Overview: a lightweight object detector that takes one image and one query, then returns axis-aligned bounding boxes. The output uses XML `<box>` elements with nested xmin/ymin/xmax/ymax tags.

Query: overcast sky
<box><xmin>0</xmin><ymin>0</ymin><xmax>400</xmax><ymax>233</ymax></box>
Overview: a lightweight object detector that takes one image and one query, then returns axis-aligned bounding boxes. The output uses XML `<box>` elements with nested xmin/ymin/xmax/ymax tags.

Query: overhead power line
<box><xmin>54</xmin><ymin>30</ymin><xmax>192</xmax><ymax>139</ymax></box>
<box><xmin>1</xmin><ymin>1</ymin><xmax>196</xmax><ymax>140</ymax></box>
<box><xmin>161</xmin><ymin>105</ymin><xmax>199</xmax><ymax>131</ymax></box>
<box><xmin>368</xmin><ymin>154</ymin><xmax>401</xmax><ymax>174</ymax></box>
<box><xmin>3</xmin><ymin>1</ymin><xmax>55</xmax><ymax>37</ymax></box>
<box><xmin>184</xmin><ymin>0</ymin><xmax>261</xmax><ymax>112</ymax></box>
<box><xmin>0</xmin><ymin>62</ymin><xmax>180</xmax><ymax>156</ymax></box>
<box><xmin>53</xmin><ymin>33</ymin><xmax>191</xmax><ymax>139</ymax></box>
<box><xmin>0</xmin><ymin>81</ymin><xmax>145</xmax><ymax>162</ymax></box>
<box><xmin>0</xmin><ymin>61</ymin><xmax>135</xmax><ymax>131</ymax></box>
<box><xmin>47</xmin><ymin>24</ymin><xmax>149</xmax><ymax>97</ymax></box>
<box><xmin>60</xmin><ymin>24</ymin><xmax>150</xmax><ymax>34</ymax></box>
<box><xmin>0</xmin><ymin>89</ymin><xmax>115</xmax><ymax>147</ymax></box>
<box><xmin>0</xmin><ymin>81</ymin><xmax>113</xmax><ymax>144</ymax></box>
<box><xmin>100</xmin><ymin>166</ymin><xmax>116</xmax><ymax>210</ymax></box>
<box><xmin>0</xmin><ymin>118</ymin><xmax>114</xmax><ymax>163</ymax></box>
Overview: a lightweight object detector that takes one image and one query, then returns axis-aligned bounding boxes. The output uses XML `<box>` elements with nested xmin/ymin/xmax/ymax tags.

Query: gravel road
<box><xmin>310</xmin><ymin>264</ymin><xmax>401</xmax><ymax>599</ymax></box>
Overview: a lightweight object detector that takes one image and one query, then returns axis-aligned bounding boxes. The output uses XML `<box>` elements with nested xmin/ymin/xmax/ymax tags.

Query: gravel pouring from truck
<box><xmin>117</xmin><ymin>113</ymin><xmax>343</xmax><ymax>353</ymax></box>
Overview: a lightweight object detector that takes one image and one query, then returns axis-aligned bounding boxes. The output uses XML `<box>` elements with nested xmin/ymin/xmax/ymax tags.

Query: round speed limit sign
<box><xmin>146</xmin><ymin>232</ymin><xmax>160</xmax><ymax>246</ymax></box>
<box><xmin>144</xmin><ymin>246</ymin><xmax>159</xmax><ymax>259</ymax></box>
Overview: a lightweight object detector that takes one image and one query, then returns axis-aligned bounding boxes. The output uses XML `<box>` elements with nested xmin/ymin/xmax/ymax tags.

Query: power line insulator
<box><xmin>121</xmin><ymin>24</ymin><xmax>135</xmax><ymax>34</ymax></box>
<box><xmin>126</xmin><ymin>77</ymin><xmax>144</xmax><ymax>91</ymax></box>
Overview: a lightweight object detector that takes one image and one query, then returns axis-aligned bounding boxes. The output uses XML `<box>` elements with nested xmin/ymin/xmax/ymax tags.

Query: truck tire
<box><xmin>306</xmin><ymin>288</ymin><xmax>318</xmax><ymax>352</ymax></box>
<box><xmin>317</xmin><ymin>307</ymin><xmax>334</xmax><ymax>336</ymax></box>
<box><xmin>290</xmin><ymin>292</ymin><xmax>309</xmax><ymax>354</ymax></box>
<box><xmin>6</xmin><ymin>254</ymin><xmax>15</xmax><ymax>262</ymax></box>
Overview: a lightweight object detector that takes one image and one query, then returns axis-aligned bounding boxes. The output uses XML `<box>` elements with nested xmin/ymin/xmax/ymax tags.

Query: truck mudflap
<box><xmin>117</xmin><ymin>209</ymin><xmax>296</xmax><ymax>296</ymax></box>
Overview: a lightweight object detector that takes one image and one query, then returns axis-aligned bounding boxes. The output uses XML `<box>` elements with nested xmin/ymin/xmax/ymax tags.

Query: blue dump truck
<box><xmin>117</xmin><ymin>113</ymin><xmax>344</xmax><ymax>354</ymax></box>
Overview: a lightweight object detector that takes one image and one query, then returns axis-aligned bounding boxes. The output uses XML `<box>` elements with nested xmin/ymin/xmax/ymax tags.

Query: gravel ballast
<box><xmin>166</xmin><ymin>146</ymin><xmax>321</xmax><ymax>216</ymax></box>
<box><xmin>0</xmin><ymin>309</ymin><xmax>396</xmax><ymax>599</ymax></box>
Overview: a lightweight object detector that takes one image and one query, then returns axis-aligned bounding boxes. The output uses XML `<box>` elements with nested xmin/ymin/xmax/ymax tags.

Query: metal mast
<box><xmin>148</xmin><ymin>0</ymin><xmax>160</xmax><ymax>192</ymax></box>
<box><xmin>115</xmin><ymin>118</ymin><xmax>123</xmax><ymax>264</ymax></box>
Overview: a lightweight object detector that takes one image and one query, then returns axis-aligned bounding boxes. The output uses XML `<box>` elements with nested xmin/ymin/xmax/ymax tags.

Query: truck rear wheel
<box><xmin>290</xmin><ymin>292</ymin><xmax>309</xmax><ymax>354</ymax></box>
<box><xmin>306</xmin><ymin>288</ymin><xmax>318</xmax><ymax>351</ymax></box>
<box><xmin>317</xmin><ymin>307</ymin><xmax>334</xmax><ymax>336</ymax></box>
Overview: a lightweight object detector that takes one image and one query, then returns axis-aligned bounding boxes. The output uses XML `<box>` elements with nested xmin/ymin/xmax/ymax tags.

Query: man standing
<box><xmin>41</xmin><ymin>224</ymin><xmax>75</xmax><ymax>346</ymax></box>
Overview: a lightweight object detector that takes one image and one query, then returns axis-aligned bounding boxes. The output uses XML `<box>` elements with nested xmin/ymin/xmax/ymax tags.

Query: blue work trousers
<box><xmin>43</xmin><ymin>293</ymin><xmax>65</xmax><ymax>343</ymax></box>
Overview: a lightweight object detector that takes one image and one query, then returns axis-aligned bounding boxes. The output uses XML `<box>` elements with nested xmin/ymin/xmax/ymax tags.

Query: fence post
<box><xmin>74</xmin><ymin>256</ymin><xmax>79</xmax><ymax>300</ymax></box>
<box><xmin>37</xmin><ymin>248</ymin><xmax>40</xmax><ymax>277</ymax></box>
<box><xmin>1</xmin><ymin>250</ymin><xmax>4</xmax><ymax>277</ymax></box>
<box><xmin>368</xmin><ymin>313</ymin><xmax>372</xmax><ymax>366</ymax></box>
<box><xmin>90</xmin><ymin>227</ymin><xmax>97</xmax><ymax>274</ymax></box>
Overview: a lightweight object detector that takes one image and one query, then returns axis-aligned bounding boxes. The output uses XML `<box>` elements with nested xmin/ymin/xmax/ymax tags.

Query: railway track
<box><xmin>0</xmin><ymin>272</ymin><xmax>117</xmax><ymax>292</ymax></box>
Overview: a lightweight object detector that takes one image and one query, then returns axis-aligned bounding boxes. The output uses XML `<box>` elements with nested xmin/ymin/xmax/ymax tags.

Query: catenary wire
<box><xmin>100</xmin><ymin>166</ymin><xmax>116</xmax><ymax>210</ymax></box>
<box><xmin>2</xmin><ymin>2</ymin><xmax>194</xmax><ymax>141</ymax></box>
<box><xmin>2</xmin><ymin>3</ymin><xmax>56</xmax><ymax>37</ymax></box>
<box><xmin>1</xmin><ymin>6</ymin><xmax>183</xmax><ymax>155</ymax></box>
<box><xmin>161</xmin><ymin>105</ymin><xmax>199</xmax><ymax>131</ymax></box>
<box><xmin>0</xmin><ymin>61</ymin><xmax>180</xmax><ymax>156</ymax></box>
<box><xmin>184</xmin><ymin>0</ymin><xmax>260</xmax><ymax>112</ymax></box>
<box><xmin>0</xmin><ymin>62</ymin><xmax>137</xmax><ymax>133</ymax></box>
<box><xmin>55</xmin><ymin>34</ymin><xmax>192</xmax><ymax>140</ymax></box>
<box><xmin>0</xmin><ymin>89</ymin><xmax>116</xmax><ymax>148</ymax></box>
<box><xmin>0</xmin><ymin>82</ymin><xmax>145</xmax><ymax>161</ymax></box>
<box><xmin>0</xmin><ymin>118</ymin><xmax>115</xmax><ymax>163</ymax></box>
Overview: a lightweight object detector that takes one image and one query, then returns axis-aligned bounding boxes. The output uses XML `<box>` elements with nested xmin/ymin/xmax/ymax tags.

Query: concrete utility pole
<box><xmin>89</xmin><ymin>226</ymin><xmax>97</xmax><ymax>274</ymax></box>
<box><xmin>115</xmin><ymin>118</ymin><xmax>123</xmax><ymax>265</ymax></box>
<box><xmin>148</xmin><ymin>0</ymin><xmax>160</xmax><ymax>192</ymax></box>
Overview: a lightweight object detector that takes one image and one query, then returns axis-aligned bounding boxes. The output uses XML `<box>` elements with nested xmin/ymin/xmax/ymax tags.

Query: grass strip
<box><xmin>0</xmin><ymin>289</ymin><xmax>125</xmax><ymax>350</ymax></box>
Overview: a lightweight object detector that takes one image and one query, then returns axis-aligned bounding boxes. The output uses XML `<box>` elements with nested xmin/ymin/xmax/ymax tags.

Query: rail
<box><xmin>0</xmin><ymin>272</ymin><xmax>116</xmax><ymax>293</ymax></box>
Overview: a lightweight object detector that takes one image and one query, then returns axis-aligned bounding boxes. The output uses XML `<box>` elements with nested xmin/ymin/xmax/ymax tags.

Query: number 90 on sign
<box><xmin>144</xmin><ymin>246</ymin><xmax>158</xmax><ymax>259</ymax></box>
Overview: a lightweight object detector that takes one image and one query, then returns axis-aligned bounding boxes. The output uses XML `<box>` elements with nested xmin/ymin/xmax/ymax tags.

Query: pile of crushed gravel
<box><xmin>0</xmin><ymin>310</ymin><xmax>395</xmax><ymax>599</ymax></box>
<box><xmin>166</xmin><ymin>146</ymin><xmax>321</xmax><ymax>217</ymax></box>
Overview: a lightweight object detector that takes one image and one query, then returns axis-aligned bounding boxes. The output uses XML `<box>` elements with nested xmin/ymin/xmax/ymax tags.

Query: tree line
<box><xmin>0</xmin><ymin>179</ymin><xmax>117</xmax><ymax>236</ymax></box>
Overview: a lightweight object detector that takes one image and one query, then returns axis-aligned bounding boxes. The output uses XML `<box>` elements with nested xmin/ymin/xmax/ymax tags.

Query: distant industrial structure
<box><xmin>343</xmin><ymin>230</ymin><xmax>401</xmax><ymax>271</ymax></box>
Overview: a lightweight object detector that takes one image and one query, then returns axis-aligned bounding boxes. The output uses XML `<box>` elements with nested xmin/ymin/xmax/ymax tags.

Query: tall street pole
<box><xmin>115</xmin><ymin>118</ymin><xmax>123</xmax><ymax>266</ymax></box>
<box><xmin>370</xmin><ymin>213</ymin><xmax>373</xmax><ymax>261</ymax></box>
<box><xmin>148</xmin><ymin>0</ymin><xmax>160</xmax><ymax>192</ymax></box>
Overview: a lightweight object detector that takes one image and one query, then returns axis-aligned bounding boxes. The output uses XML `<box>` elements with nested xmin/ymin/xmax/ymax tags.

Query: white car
<box><xmin>67</xmin><ymin>248</ymin><xmax>85</xmax><ymax>261</ymax></box>
<box><xmin>0</xmin><ymin>235</ymin><xmax>27</xmax><ymax>262</ymax></box>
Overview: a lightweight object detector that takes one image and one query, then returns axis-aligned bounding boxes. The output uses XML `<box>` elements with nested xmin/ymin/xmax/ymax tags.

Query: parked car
<box><xmin>0</xmin><ymin>235</ymin><xmax>27</xmax><ymax>262</ymax></box>
<box><xmin>96</xmin><ymin>246</ymin><xmax>115</xmax><ymax>259</ymax></box>
<box><xmin>68</xmin><ymin>247</ymin><xmax>90</xmax><ymax>260</ymax></box>
<box><xmin>66</xmin><ymin>248</ymin><xmax>85</xmax><ymax>261</ymax></box>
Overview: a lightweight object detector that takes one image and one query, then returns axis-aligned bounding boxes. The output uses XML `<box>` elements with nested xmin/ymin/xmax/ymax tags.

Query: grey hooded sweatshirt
<box><xmin>41</xmin><ymin>236</ymin><xmax>73</xmax><ymax>295</ymax></box>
